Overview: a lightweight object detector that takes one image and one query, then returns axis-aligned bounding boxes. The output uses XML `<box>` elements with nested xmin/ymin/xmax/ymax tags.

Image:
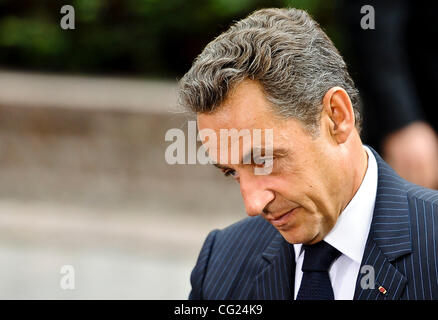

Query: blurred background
<box><xmin>1</xmin><ymin>0</ymin><xmax>437</xmax><ymax>299</ymax></box>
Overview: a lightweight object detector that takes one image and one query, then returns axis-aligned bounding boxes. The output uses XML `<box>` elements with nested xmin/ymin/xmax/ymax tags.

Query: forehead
<box><xmin>197</xmin><ymin>79</ymin><xmax>278</xmax><ymax>131</ymax></box>
<box><xmin>197</xmin><ymin>79</ymin><xmax>308</xmax><ymax>140</ymax></box>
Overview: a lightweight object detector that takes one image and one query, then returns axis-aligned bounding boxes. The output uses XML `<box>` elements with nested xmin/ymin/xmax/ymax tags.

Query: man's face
<box><xmin>197</xmin><ymin>80</ymin><xmax>347</xmax><ymax>245</ymax></box>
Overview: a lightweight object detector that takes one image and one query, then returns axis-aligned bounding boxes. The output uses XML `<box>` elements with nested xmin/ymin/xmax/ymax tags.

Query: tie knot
<box><xmin>301</xmin><ymin>241</ymin><xmax>341</xmax><ymax>272</ymax></box>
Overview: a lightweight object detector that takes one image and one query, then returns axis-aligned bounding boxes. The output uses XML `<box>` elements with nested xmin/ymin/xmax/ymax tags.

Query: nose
<box><xmin>239</xmin><ymin>173</ymin><xmax>275</xmax><ymax>217</ymax></box>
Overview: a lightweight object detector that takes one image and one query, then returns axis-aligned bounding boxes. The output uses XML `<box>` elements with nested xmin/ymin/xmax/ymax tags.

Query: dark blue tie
<box><xmin>296</xmin><ymin>241</ymin><xmax>341</xmax><ymax>300</ymax></box>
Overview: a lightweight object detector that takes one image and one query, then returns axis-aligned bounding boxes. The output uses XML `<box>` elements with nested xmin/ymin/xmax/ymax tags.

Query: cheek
<box><xmin>277</xmin><ymin>174</ymin><xmax>326</xmax><ymax>214</ymax></box>
<box><xmin>270</xmin><ymin>158</ymin><xmax>328</xmax><ymax>208</ymax></box>
<box><xmin>262</xmin><ymin>175</ymin><xmax>293</xmax><ymax>193</ymax></box>
<box><xmin>267</xmin><ymin>175</ymin><xmax>310</xmax><ymax>205</ymax></box>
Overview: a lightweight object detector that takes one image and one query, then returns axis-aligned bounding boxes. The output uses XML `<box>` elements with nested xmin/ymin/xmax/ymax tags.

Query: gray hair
<box><xmin>178</xmin><ymin>7</ymin><xmax>361</xmax><ymax>135</ymax></box>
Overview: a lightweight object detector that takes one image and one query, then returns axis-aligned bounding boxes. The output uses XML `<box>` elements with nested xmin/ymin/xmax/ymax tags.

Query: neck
<box><xmin>346</xmin><ymin>141</ymin><xmax>369</xmax><ymax>211</ymax></box>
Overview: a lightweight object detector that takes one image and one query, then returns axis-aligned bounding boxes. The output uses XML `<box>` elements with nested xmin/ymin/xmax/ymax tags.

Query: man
<box><xmin>178</xmin><ymin>8</ymin><xmax>438</xmax><ymax>300</ymax></box>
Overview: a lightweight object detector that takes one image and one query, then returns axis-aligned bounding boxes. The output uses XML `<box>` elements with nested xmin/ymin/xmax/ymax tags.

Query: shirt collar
<box><xmin>293</xmin><ymin>146</ymin><xmax>378</xmax><ymax>263</ymax></box>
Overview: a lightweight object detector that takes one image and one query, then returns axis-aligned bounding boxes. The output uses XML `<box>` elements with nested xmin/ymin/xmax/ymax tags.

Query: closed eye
<box><xmin>223</xmin><ymin>169</ymin><xmax>238</xmax><ymax>178</ymax></box>
<box><xmin>253</xmin><ymin>156</ymin><xmax>274</xmax><ymax>167</ymax></box>
<box><xmin>214</xmin><ymin>163</ymin><xmax>239</xmax><ymax>179</ymax></box>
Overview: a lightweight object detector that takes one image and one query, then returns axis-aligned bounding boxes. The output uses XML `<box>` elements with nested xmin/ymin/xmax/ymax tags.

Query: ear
<box><xmin>322</xmin><ymin>86</ymin><xmax>355</xmax><ymax>144</ymax></box>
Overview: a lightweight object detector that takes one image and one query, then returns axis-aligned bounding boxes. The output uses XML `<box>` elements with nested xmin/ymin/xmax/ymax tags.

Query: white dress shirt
<box><xmin>293</xmin><ymin>146</ymin><xmax>378</xmax><ymax>300</ymax></box>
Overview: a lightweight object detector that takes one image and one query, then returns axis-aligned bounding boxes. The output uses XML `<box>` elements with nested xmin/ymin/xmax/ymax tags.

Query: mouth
<box><xmin>269</xmin><ymin>207</ymin><xmax>299</xmax><ymax>227</ymax></box>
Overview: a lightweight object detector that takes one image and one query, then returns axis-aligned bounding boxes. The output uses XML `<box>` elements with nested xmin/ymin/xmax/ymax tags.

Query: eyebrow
<box><xmin>213</xmin><ymin>163</ymin><xmax>230</xmax><ymax>170</ymax></box>
<box><xmin>212</xmin><ymin>147</ymin><xmax>289</xmax><ymax>170</ymax></box>
<box><xmin>243</xmin><ymin>147</ymin><xmax>289</xmax><ymax>162</ymax></box>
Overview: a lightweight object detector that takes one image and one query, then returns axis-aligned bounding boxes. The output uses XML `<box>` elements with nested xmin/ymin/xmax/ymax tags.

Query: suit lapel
<box><xmin>253</xmin><ymin>232</ymin><xmax>296</xmax><ymax>299</ymax></box>
<box><xmin>354</xmin><ymin>148</ymin><xmax>412</xmax><ymax>300</ymax></box>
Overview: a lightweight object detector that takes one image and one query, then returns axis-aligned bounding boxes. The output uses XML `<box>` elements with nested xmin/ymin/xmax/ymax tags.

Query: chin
<box><xmin>279</xmin><ymin>228</ymin><xmax>317</xmax><ymax>245</ymax></box>
<box><xmin>275</xmin><ymin>212</ymin><xmax>322</xmax><ymax>244</ymax></box>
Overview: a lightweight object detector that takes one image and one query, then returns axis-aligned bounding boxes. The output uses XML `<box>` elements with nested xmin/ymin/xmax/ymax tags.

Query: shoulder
<box><xmin>189</xmin><ymin>216</ymin><xmax>277</xmax><ymax>299</ymax></box>
<box><xmin>407</xmin><ymin>184</ymin><xmax>438</xmax><ymax>205</ymax></box>
<box><xmin>211</xmin><ymin>215</ymin><xmax>277</xmax><ymax>253</ymax></box>
<box><xmin>405</xmin><ymin>184</ymin><xmax>438</xmax><ymax>239</ymax></box>
<box><xmin>192</xmin><ymin>215</ymin><xmax>277</xmax><ymax>272</ymax></box>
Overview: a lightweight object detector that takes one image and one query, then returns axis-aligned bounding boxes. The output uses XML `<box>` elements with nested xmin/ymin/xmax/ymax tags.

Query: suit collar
<box><xmin>354</xmin><ymin>146</ymin><xmax>412</xmax><ymax>300</ymax></box>
<box><xmin>366</xmin><ymin>146</ymin><xmax>412</xmax><ymax>261</ymax></box>
<box><xmin>261</xmin><ymin>231</ymin><xmax>287</xmax><ymax>262</ymax></box>
<box><xmin>253</xmin><ymin>230</ymin><xmax>296</xmax><ymax>299</ymax></box>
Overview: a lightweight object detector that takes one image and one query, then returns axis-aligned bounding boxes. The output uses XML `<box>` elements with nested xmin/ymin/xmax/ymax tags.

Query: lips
<box><xmin>269</xmin><ymin>207</ymin><xmax>298</xmax><ymax>227</ymax></box>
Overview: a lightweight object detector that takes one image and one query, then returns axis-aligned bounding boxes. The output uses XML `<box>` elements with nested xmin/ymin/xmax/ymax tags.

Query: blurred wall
<box><xmin>0</xmin><ymin>70</ymin><xmax>247</xmax><ymax>299</ymax></box>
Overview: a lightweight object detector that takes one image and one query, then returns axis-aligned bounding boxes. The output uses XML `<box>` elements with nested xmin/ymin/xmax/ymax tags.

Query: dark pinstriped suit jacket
<box><xmin>189</xmin><ymin>147</ymin><xmax>438</xmax><ymax>300</ymax></box>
